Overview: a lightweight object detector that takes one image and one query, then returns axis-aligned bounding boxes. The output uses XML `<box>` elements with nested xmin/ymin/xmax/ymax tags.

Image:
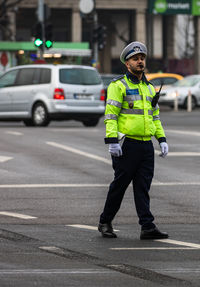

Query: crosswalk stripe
<box><xmin>0</xmin><ymin>211</ymin><xmax>37</xmax><ymax>219</ymax></box>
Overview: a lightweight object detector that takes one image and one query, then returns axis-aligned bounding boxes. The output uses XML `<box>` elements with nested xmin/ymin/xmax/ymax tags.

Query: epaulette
<box><xmin>112</xmin><ymin>75</ymin><xmax>124</xmax><ymax>82</ymax></box>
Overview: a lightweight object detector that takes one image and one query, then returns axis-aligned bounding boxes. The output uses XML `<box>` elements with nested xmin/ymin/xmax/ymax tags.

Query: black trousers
<box><xmin>100</xmin><ymin>138</ymin><xmax>156</xmax><ymax>230</ymax></box>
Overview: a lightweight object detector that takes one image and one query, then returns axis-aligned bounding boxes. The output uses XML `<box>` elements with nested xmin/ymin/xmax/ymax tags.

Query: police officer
<box><xmin>98</xmin><ymin>41</ymin><xmax>169</xmax><ymax>240</ymax></box>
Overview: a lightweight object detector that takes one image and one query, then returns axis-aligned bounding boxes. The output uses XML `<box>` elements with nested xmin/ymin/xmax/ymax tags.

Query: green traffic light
<box><xmin>45</xmin><ymin>40</ymin><xmax>53</xmax><ymax>49</ymax></box>
<box><xmin>34</xmin><ymin>38</ymin><xmax>43</xmax><ymax>47</ymax></box>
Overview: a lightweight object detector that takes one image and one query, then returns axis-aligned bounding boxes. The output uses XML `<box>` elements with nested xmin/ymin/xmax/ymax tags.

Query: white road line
<box><xmin>0</xmin><ymin>156</ymin><xmax>13</xmax><ymax>162</ymax></box>
<box><xmin>111</xmin><ymin>239</ymin><xmax>200</xmax><ymax>251</ymax></box>
<box><xmin>39</xmin><ymin>246</ymin><xmax>62</xmax><ymax>252</ymax></box>
<box><xmin>155</xmin><ymin>150</ymin><xmax>200</xmax><ymax>156</ymax></box>
<box><xmin>48</xmin><ymin>140</ymin><xmax>200</xmax><ymax>160</ymax></box>
<box><xmin>150</xmin><ymin>268</ymin><xmax>200</xmax><ymax>273</ymax></box>
<box><xmin>110</xmin><ymin>247</ymin><xmax>197</xmax><ymax>250</ymax></box>
<box><xmin>166</xmin><ymin>129</ymin><xmax>200</xmax><ymax>137</ymax></box>
<box><xmin>46</xmin><ymin>141</ymin><xmax>111</xmax><ymax>164</ymax></box>
<box><xmin>52</xmin><ymin>128</ymin><xmax>99</xmax><ymax>132</ymax></box>
<box><xmin>155</xmin><ymin>239</ymin><xmax>200</xmax><ymax>249</ymax></box>
<box><xmin>0</xmin><ymin>183</ymin><xmax>108</xmax><ymax>188</ymax></box>
<box><xmin>66</xmin><ymin>224</ymin><xmax>119</xmax><ymax>232</ymax></box>
<box><xmin>152</xmin><ymin>182</ymin><xmax>200</xmax><ymax>186</ymax></box>
<box><xmin>67</xmin><ymin>224</ymin><xmax>98</xmax><ymax>231</ymax></box>
<box><xmin>0</xmin><ymin>211</ymin><xmax>37</xmax><ymax>219</ymax></box>
<box><xmin>5</xmin><ymin>131</ymin><xmax>23</xmax><ymax>136</ymax></box>
<box><xmin>0</xmin><ymin>182</ymin><xmax>199</xmax><ymax>189</ymax></box>
<box><xmin>0</xmin><ymin>269</ymin><xmax>114</xmax><ymax>274</ymax></box>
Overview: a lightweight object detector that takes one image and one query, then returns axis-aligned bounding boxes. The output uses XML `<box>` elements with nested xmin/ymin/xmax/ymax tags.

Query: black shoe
<box><xmin>140</xmin><ymin>227</ymin><xmax>168</xmax><ymax>240</ymax></box>
<box><xmin>98</xmin><ymin>223</ymin><xmax>117</xmax><ymax>238</ymax></box>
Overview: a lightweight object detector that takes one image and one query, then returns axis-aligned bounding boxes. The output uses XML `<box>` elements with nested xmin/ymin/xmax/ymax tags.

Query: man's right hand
<box><xmin>109</xmin><ymin>143</ymin><xmax>122</xmax><ymax>157</ymax></box>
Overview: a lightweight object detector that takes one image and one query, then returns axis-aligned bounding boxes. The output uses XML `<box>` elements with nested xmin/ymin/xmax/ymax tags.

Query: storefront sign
<box><xmin>148</xmin><ymin>0</ymin><xmax>200</xmax><ymax>15</ymax></box>
<box><xmin>192</xmin><ymin>0</ymin><xmax>200</xmax><ymax>15</ymax></box>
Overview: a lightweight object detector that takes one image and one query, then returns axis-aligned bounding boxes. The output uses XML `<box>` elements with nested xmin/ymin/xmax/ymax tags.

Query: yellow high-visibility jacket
<box><xmin>104</xmin><ymin>73</ymin><xmax>166</xmax><ymax>144</ymax></box>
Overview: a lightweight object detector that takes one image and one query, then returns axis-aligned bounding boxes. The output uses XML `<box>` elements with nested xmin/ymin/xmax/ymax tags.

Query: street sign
<box><xmin>0</xmin><ymin>52</ymin><xmax>8</xmax><ymax>66</ymax></box>
<box><xmin>79</xmin><ymin>0</ymin><xmax>94</xmax><ymax>14</ymax></box>
<box><xmin>148</xmin><ymin>0</ymin><xmax>192</xmax><ymax>15</ymax></box>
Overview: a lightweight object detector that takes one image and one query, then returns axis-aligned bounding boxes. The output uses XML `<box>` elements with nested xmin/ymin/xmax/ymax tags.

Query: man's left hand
<box><xmin>159</xmin><ymin>142</ymin><xmax>168</xmax><ymax>158</ymax></box>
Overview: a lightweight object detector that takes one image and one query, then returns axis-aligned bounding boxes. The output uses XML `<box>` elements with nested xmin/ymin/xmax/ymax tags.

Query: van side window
<box><xmin>0</xmin><ymin>70</ymin><xmax>18</xmax><ymax>88</ymax></box>
<box><xmin>40</xmin><ymin>68</ymin><xmax>51</xmax><ymax>84</ymax></box>
<box><xmin>16</xmin><ymin>68</ymin><xmax>35</xmax><ymax>86</ymax></box>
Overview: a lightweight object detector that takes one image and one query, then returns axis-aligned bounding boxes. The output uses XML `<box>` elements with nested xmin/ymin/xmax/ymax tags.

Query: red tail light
<box><xmin>53</xmin><ymin>88</ymin><xmax>65</xmax><ymax>100</ymax></box>
<box><xmin>100</xmin><ymin>89</ymin><xmax>105</xmax><ymax>101</ymax></box>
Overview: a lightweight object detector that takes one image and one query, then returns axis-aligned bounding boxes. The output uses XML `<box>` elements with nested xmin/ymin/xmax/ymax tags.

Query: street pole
<box><xmin>93</xmin><ymin>10</ymin><xmax>98</xmax><ymax>65</ymax></box>
<box><xmin>37</xmin><ymin>0</ymin><xmax>44</xmax><ymax>59</ymax></box>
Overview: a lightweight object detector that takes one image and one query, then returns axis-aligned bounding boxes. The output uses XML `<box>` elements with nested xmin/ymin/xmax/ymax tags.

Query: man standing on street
<box><xmin>98</xmin><ymin>41</ymin><xmax>169</xmax><ymax>240</ymax></box>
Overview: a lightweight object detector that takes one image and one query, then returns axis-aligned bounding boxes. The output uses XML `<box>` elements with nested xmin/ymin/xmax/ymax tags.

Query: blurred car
<box><xmin>146</xmin><ymin>73</ymin><xmax>183</xmax><ymax>92</ymax></box>
<box><xmin>0</xmin><ymin>64</ymin><xmax>105</xmax><ymax>127</ymax></box>
<box><xmin>101</xmin><ymin>74</ymin><xmax>120</xmax><ymax>101</ymax></box>
<box><xmin>159</xmin><ymin>75</ymin><xmax>200</xmax><ymax>109</ymax></box>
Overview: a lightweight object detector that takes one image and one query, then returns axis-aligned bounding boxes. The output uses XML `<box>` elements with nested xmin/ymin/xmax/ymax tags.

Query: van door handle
<box><xmin>31</xmin><ymin>89</ymin><xmax>36</xmax><ymax>94</ymax></box>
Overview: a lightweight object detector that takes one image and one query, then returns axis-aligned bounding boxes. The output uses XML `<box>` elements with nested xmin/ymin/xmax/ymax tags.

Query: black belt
<box><xmin>125</xmin><ymin>137</ymin><xmax>152</xmax><ymax>144</ymax></box>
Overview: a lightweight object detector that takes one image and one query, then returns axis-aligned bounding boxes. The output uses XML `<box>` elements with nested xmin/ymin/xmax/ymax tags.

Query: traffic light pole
<box><xmin>93</xmin><ymin>10</ymin><xmax>98</xmax><ymax>65</ymax></box>
<box><xmin>37</xmin><ymin>0</ymin><xmax>44</xmax><ymax>58</ymax></box>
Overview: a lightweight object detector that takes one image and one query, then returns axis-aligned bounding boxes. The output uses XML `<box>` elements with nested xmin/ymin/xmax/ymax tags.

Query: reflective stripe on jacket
<box><xmin>104</xmin><ymin>74</ymin><xmax>166</xmax><ymax>143</ymax></box>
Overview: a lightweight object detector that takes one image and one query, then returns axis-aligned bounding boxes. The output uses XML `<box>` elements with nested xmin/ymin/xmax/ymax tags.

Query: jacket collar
<box><xmin>126</xmin><ymin>71</ymin><xmax>149</xmax><ymax>84</ymax></box>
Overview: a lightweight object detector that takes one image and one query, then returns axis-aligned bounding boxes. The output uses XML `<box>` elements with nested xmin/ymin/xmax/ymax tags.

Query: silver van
<box><xmin>0</xmin><ymin>64</ymin><xmax>105</xmax><ymax>126</ymax></box>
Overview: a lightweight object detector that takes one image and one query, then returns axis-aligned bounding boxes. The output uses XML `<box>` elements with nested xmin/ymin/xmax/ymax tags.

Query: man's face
<box><xmin>125</xmin><ymin>53</ymin><xmax>146</xmax><ymax>75</ymax></box>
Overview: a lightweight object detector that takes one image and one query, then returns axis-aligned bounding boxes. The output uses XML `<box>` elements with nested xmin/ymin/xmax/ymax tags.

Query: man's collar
<box><xmin>126</xmin><ymin>71</ymin><xmax>149</xmax><ymax>84</ymax></box>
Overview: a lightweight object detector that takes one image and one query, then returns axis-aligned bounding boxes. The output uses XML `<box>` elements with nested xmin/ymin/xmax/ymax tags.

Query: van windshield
<box><xmin>59</xmin><ymin>68</ymin><xmax>102</xmax><ymax>85</ymax></box>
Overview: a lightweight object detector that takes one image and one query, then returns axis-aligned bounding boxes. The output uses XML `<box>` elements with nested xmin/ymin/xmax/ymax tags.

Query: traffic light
<box><xmin>97</xmin><ymin>25</ymin><xmax>107</xmax><ymax>51</ymax></box>
<box><xmin>92</xmin><ymin>24</ymin><xmax>107</xmax><ymax>51</ymax></box>
<box><xmin>33</xmin><ymin>22</ymin><xmax>43</xmax><ymax>48</ymax></box>
<box><xmin>45</xmin><ymin>23</ymin><xmax>53</xmax><ymax>49</ymax></box>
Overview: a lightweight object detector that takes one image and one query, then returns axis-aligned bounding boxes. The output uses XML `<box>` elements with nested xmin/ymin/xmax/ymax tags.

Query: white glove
<box><xmin>159</xmin><ymin>142</ymin><xmax>168</xmax><ymax>158</ymax></box>
<box><xmin>109</xmin><ymin>143</ymin><xmax>122</xmax><ymax>157</ymax></box>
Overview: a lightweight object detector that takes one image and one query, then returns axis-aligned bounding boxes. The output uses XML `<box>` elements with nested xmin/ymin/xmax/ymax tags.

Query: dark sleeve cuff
<box><xmin>158</xmin><ymin>137</ymin><xmax>167</xmax><ymax>144</ymax></box>
<box><xmin>104</xmin><ymin>137</ymin><xmax>119</xmax><ymax>144</ymax></box>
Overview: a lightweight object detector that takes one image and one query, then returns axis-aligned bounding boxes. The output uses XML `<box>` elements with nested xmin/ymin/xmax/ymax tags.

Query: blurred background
<box><xmin>0</xmin><ymin>0</ymin><xmax>199</xmax><ymax>75</ymax></box>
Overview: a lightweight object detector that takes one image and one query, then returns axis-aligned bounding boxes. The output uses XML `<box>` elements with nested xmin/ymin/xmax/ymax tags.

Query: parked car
<box><xmin>146</xmin><ymin>73</ymin><xmax>183</xmax><ymax>92</ymax></box>
<box><xmin>0</xmin><ymin>64</ymin><xmax>105</xmax><ymax>127</ymax></box>
<box><xmin>158</xmin><ymin>75</ymin><xmax>200</xmax><ymax>109</ymax></box>
<box><xmin>101</xmin><ymin>74</ymin><xmax>120</xmax><ymax>101</ymax></box>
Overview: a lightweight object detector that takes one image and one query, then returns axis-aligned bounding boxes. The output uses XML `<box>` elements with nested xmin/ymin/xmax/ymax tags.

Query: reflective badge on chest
<box><xmin>129</xmin><ymin>102</ymin><xmax>134</xmax><ymax>108</ymax></box>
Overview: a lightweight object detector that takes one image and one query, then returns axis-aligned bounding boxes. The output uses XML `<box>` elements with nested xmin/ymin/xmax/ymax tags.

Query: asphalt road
<box><xmin>0</xmin><ymin>107</ymin><xmax>200</xmax><ymax>286</ymax></box>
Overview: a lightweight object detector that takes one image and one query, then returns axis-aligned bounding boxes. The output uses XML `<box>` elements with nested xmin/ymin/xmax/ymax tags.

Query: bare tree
<box><xmin>176</xmin><ymin>15</ymin><xmax>194</xmax><ymax>59</ymax></box>
<box><xmin>0</xmin><ymin>0</ymin><xmax>25</xmax><ymax>40</ymax></box>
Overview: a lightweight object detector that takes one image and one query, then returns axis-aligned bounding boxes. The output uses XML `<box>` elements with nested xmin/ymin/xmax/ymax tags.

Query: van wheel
<box><xmin>82</xmin><ymin>118</ymin><xmax>99</xmax><ymax>127</ymax></box>
<box><xmin>32</xmin><ymin>103</ymin><xmax>50</xmax><ymax>126</ymax></box>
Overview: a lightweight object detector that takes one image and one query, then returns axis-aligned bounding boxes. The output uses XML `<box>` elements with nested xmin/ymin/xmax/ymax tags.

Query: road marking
<box><xmin>52</xmin><ymin>128</ymin><xmax>99</xmax><ymax>133</ymax></box>
<box><xmin>0</xmin><ymin>183</ymin><xmax>108</xmax><ymax>188</ymax></box>
<box><xmin>46</xmin><ymin>141</ymin><xmax>111</xmax><ymax>164</ymax></box>
<box><xmin>47</xmin><ymin>140</ymin><xmax>200</xmax><ymax>160</ymax></box>
<box><xmin>150</xmin><ymin>268</ymin><xmax>200</xmax><ymax>273</ymax></box>
<box><xmin>39</xmin><ymin>246</ymin><xmax>63</xmax><ymax>252</ymax></box>
<box><xmin>0</xmin><ymin>211</ymin><xmax>37</xmax><ymax>219</ymax></box>
<box><xmin>66</xmin><ymin>224</ymin><xmax>119</xmax><ymax>232</ymax></box>
<box><xmin>0</xmin><ymin>182</ymin><xmax>200</xmax><ymax>188</ymax></box>
<box><xmin>155</xmin><ymin>150</ymin><xmax>200</xmax><ymax>156</ymax></box>
<box><xmin>156</xmin><ymin>238</ymin><xmax>200</xmax><ymax>249</ymax></box>
<box><xmin>0</xmin><ymin>269</ymin><xmax>114</xmax><ymax>274</ymax></box>
<box><xmin>5</xmin><ymin>131</ymin><xmax>23</xmax><ymax>136</ymax></box>
<box><xmin>166</xmin><ymin>129</ymin><xmax>200</xmax><ymax>137</ymax></box>
<box><xmin>0</xmin><ymin>156</ymin><xmax>13</xmax><ymax>162</ymax></box>
<box><xmin>111</xmin><ymin>239</ymin><xmax>200</xmax><ymax>251</ymax></box>
<box><xmin>110</xmin><ymin>247</ymin><xmax>197</xmax><ymax>250</ymax></box>
<box><xmin>152</xmin><ymin>182</ymin><xmax>200</xmax><ymax>186</ymax></box>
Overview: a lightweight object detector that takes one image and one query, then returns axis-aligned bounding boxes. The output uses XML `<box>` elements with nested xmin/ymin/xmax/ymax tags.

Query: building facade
<box><xmin>1</xmin><ymin>0</ymin><xmax>200</xmax><ymax>74</ymax></box>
